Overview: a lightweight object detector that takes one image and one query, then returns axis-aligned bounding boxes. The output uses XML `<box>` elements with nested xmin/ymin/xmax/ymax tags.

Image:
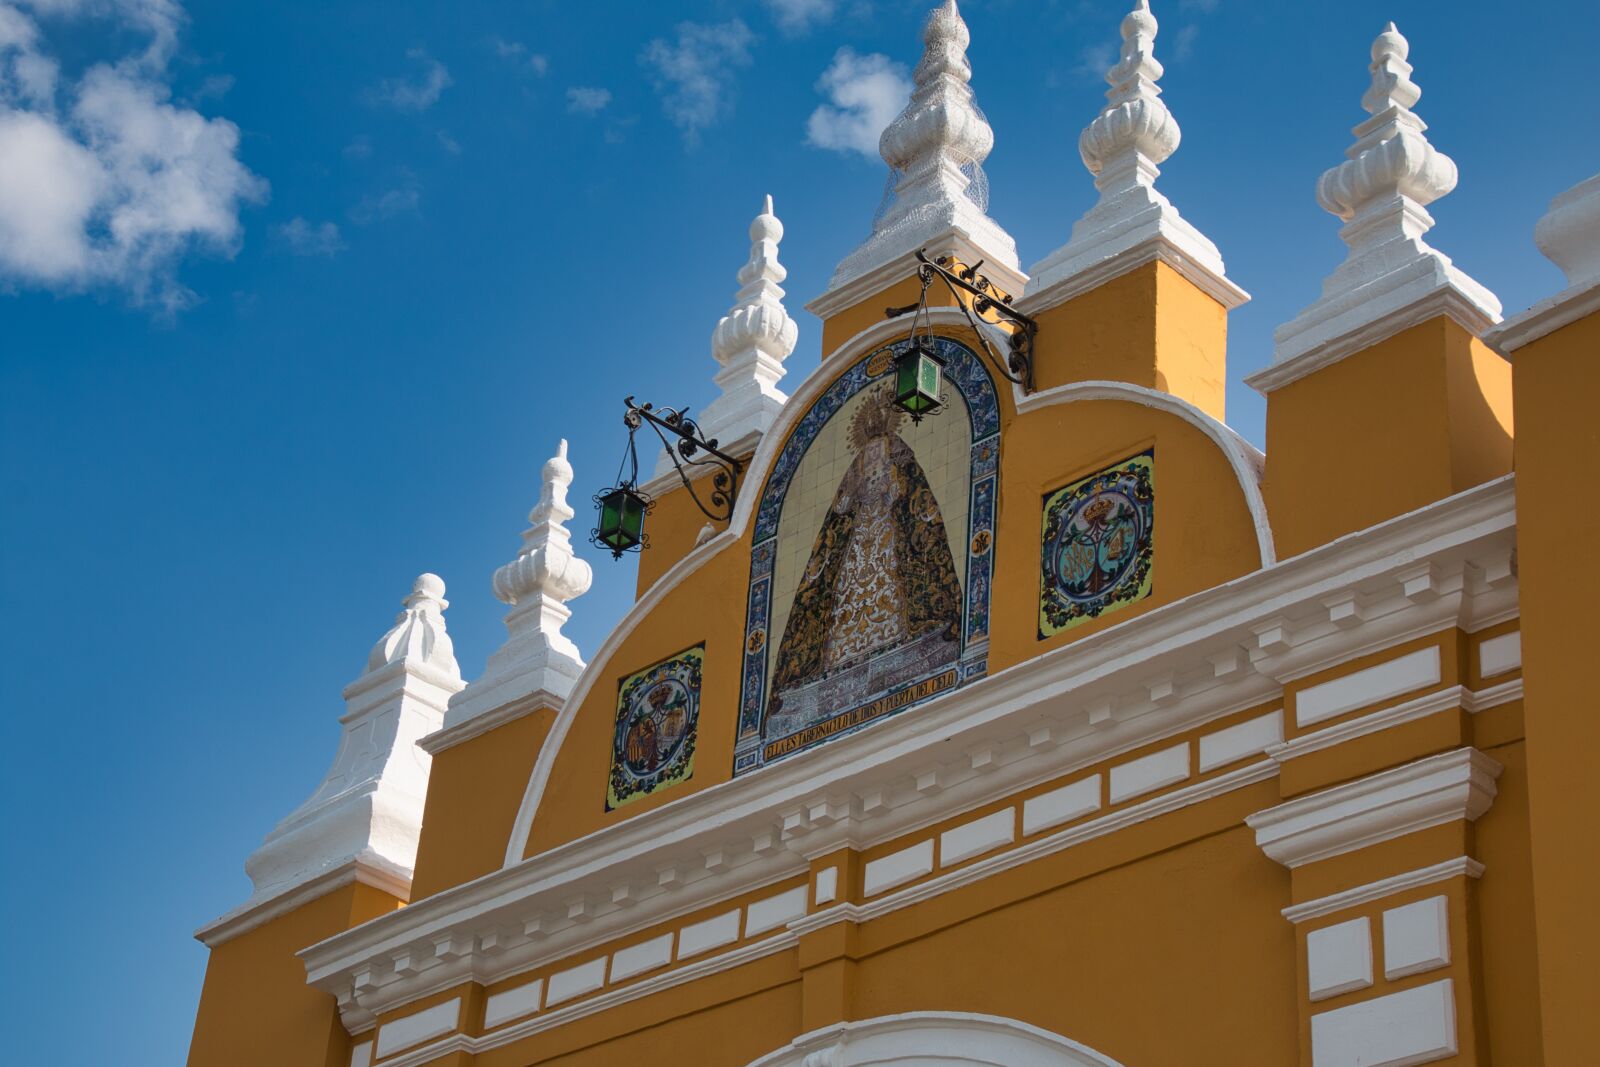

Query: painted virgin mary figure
<box><xmin>768</xmin><ymin>382</ymin><xmax>963</xmax><ymax>715</ymax></box>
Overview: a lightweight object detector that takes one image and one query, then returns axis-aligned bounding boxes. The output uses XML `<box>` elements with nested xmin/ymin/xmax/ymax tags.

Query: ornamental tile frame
<box><xmin>607</xmin><ymin>645</ymin><xmax>704</xmax><ymax>811</ymax></box>
<box><xmin>1039</xmin><ymin>450</ymin><xmax>1155</xmax><ymax>638</ymax></box>
<box><xmin>734</xmin><ymin>336</ymin><xmax>1001</xmax><ymax>777</ymax></box>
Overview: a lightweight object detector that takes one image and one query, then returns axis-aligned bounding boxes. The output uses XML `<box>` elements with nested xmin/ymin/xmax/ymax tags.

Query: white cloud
<box><xmin>805</xmin><ymin>48</ymin><xmax>909</xmax><ymax>159</ymax></box>
<box><xmin>640</xmin><ymin>19</ymin><xmax>753</xmax><ymax>146</ymax></box>
<box><xmin>349</xmin><ymin>182</ymin><xmax>419</xmax><ymax>225</ymax></box>
<box><xmin>764</xmin><ymin>0</ymin><xmax>835</xmax><ymax>35</ymax></box>
<box><xmin>1173</xmin><ymin>24</ymin><xmax>1198</xmax><ymax>61</ymax></box>
<box><xmin>0</xmin><ymin>0</ymin><xmax>266</xmax><ymax>311</ymax></box>
<box><xmin>491</xmin><ymin>37</ymin><xmax>547</xmax><ymax>76</ymax></box>
<box><xmin>565</xmin><ymin>86</ymin><xmax>610</xmax><ymax>115</ymax></box>
<box><xmin>367</xmin><ymin>48</ymin><xmax>451</xmax><ymax>111</ymax></box>
<box><xmin>275</xmin><ymin>217</ymin><xmax>344</xmax><ymax>257</ymax></box>
<box><xmin>342</xmin><ymin>135</ymin><xmax>372</xmax><ymax>160</ymax></box>
<box><xmin>1180</xmin><ymin>0</ymin><xmax>1219</xmax><ymax>12</ymax></box>
<box><xmin>1075</xmin><ymin>41</ymin><xmax>1114</xmax><ymax>83</ymax></box>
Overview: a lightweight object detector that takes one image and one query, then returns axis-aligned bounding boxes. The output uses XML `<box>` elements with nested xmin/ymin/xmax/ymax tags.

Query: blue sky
<box><xmin>1</xmin><ymin>0</ymin><xmax>1594</xmax><ymax>1063</ymax></box>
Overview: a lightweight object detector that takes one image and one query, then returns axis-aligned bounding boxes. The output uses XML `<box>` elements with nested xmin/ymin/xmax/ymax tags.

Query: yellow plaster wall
<box><xmin>521</xmin><ymin>328</ymin><xmax>1264</xmax><ymax>860</ymax></box>
<box><xmin>1262</xmin><ymin>318</ymin><xmax>1513</xmax><ymax>560</ymax></box>
<box><xmin>1029</xmin><ymin>261</ymin><xmax>1229</xmax><ymax>420</ymax></box>
<box><xmin>1508</xmin><ymin>308</ymin><xmax>1600</xmax><ymax>1062</ymax></box>
<box><xmin>187</xmin><ymin>882</ymin><xmax>402</xmax><ymax>1067</ymax></box>
<box><xmin>412</xmin><ymin>709</ymin><xmax>554</xmax><ymax>900</ymax></box>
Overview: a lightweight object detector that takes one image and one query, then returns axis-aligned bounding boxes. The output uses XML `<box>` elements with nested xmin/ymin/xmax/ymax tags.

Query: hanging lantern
<box><xmin>894</xmin><ymin>340</ymin><xmax>944</xmax><ymax>422</ymax></box>
<box><xmin>593</xmin><ymin>483</ymin><xmax>650</xmax><ymax>558</ymax></box>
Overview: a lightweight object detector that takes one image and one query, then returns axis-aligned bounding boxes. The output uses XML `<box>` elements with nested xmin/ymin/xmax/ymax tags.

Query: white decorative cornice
<box><xmin>301</xmin><ymin>476</ymin><xmax>1516</xmax><ymax>1032</ymax></box>
<box><xmin>441</xmin><ymin>442</ymin><xmax>592</xmax><ymax>738</ymax></box>
<box><xmin>1023</xmin><ymin>0</ymin><xmax>1246</xmax><ymax>313</ymax></box>
<box><xmin>200</xmin><ymin>575</ymin><xmax>466</xmax><ymax>944</ymax></box>
<box><xmin>1485</xmin><ymin>172</ymin><xmax>1600</xmax><ymax>354</ymax></box>
<box><xmin>1247</xmin><ymin>747</ymin><xmax>1502</xmax><ymax>869</ymax></box>
<box><xmin>1281</xmin><ymin>856</ymin><xmax>1484</xmax><ymax>924</ymax></box>
<box><xmin>698</xmin><ymin>195</ymin><xmax>798</xmax><ymax>450</ymax></box>
<box><xmin>1270</xmin><ymin>24</ymin><xmax>1501</xmax><ymax>375</ymax></box>
<box><xmin>813</xmin><ymin>0</ymin><xmax>1018</xmax><ymax>307</ymax></box>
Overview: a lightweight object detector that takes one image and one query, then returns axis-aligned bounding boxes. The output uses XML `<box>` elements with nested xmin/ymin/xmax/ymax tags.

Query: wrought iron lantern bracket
<box><xmin>885</xmin><ymin>248</ymin><xmax>1037</xmax><ymax>394</ymax></box>
<box><xmin>623</xmin><ymin>397</ymin><xmax>744</xmax><ymax>524</ymax></box>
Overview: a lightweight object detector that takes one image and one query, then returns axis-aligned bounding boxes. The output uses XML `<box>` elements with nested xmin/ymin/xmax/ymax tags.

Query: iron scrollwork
<box><xmin>885</xmin><ymin>248</ymin><xmax>1037</xmax><ymax>393</ymax></box>
<box><xmin>624</xmin><ymin>397</ymin><xmax>744</xmax><ymax>522</ymax></box>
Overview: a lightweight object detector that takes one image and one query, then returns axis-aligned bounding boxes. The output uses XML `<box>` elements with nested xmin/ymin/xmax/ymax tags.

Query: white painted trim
<box><xmin>1306</xmin><ymin>916</ymin><xmax>1374</xmax><ymax>1002</ymax></box>
<box><xmin>745</xmin><ymin>886</ymin><xmax>807</xmax><ymax>937</ymax></box>
<box><xmin>1464</xmin><ymin>676</ymin><xmax>1522</xmax><ymax>712</ymax></box>
<box><xmin>939</xmin><ymin>810</ymin><xmax>1016</xmax><ymax>866</ymax></box>
<box><xmin>1282</xmin><ymin>857</ymin><xmax>1485</xmax><ymax>924</ymax></box>
<box><xmin>677</xmin><ymin>909</ymin><xmax>741</xmax><ymax>959</ymax></box>
<box><xmin>349</xmin><ymin>1041</ymin><xmax>372</xmax><ymax>1067</ymax></box>
<box><xmin>303</xmin><ymin>478</ymin><xmax>1517</xmax><ymax>1031</ymax></box>
<box><xmin>608</xmin><ymin>934</ymin><xmax>673</xmax><ymax>983</ymax></box>
<box><xmin>1295</xmin><ymin>646</ymin><xmax>1442</xmax><ymax>727</ymax></box>
<box><xmin>1199</xmin><ymin>711</ymin><xmax>1283</xmax><ymax>772</ymax></box>
<box><xmin>1108</xmin><ymin>743</ymin><xmax>1190</xmax><ymax>804</ymax></box>
<box><xmin>1021</xmin><ymin>776</ymin><xmax>1102</xmax><ymax>836</ymax></box>
<box><xmin>196</xmin><ymin>859</ymin><xmax>410</xmax><ymax>948</ymax></box>
<box><xmin>1016</xmin><ymin>233</ymin><xmax>1249</xmax><ymax>317</ymax></box>
<box><xmin>745</xmin><ymin>1011</ymin><xmax>1129</xmax><ymax>1067</ymax></box>
<box><xmin>813</xmin><ymin>867</ymin><xmax>839</xmax><ymax>905</ymax></box>
<box><xmin>1249</xmin><ymin>749</ymin><xmax>1502</xmax><ymax>869</ymax></box>
<box><xmin>1477</xmin><ymin>630</ymin><xmax>1522</xmax><ymax>679</ymax></box>
<box><xmin>1383</xmin><ymin>895</ymin><xmax>1451</xmax><ymax>980</ymax></box>
<box><xmin>863</xmin><ymin>840</ymin><xmax>935</xmax><ymax>896</ymax></box>
<box><xmin>1014</xmin><ymin>379</ymin><xmax>1275</xmax><ymax>567</ymax></box>
<box><xmin>545</xmin><ymin>956</ymin><xmax>606</xmax><ymax>1006</ymax></box>
<box><xmin>1484</xmin><ymin>278</ymin><xmax>1600</xmax><ymax>355</ymax></box>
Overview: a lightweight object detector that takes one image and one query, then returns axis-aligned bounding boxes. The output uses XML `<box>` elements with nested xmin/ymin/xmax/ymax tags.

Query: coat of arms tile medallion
<box><xmin>607</xmin><ymin>644</ymin><xmax>704</xmax><ymax>810</ymax></box>
<box><xmin>1039</xmin><ymin>449</ymin><xmax>1155</xmax><ymax>638</ymax></box>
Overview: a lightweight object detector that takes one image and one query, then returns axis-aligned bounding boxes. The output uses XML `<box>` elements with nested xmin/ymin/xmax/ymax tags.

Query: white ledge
<box><xmin>1483</xmin><ymin>277</ymin><xmax>1600</xmax><ymax>356</ymax></box>
<box><xmin>1247</xmin><ymin>747</ymin><xmax>1502</xmax><ymax>869</ymax></box>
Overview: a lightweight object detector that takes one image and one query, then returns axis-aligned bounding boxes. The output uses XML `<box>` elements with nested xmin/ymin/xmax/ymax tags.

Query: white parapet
<box><xmin>1023</xmin><ymin>0</ymin><xmax>1246</xmax><ymax>314</ymax></box>
<box><xmin>1486</xmin><ymin>171</ymin><xmax>1600</xmax><ymax>354</ymax></box>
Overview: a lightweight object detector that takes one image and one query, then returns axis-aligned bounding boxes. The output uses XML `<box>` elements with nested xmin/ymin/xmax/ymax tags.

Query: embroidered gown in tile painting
<box><xmin>768</xmin><ymin>386</ymin><xmax>963</xmax><ymax>717</ymax></box>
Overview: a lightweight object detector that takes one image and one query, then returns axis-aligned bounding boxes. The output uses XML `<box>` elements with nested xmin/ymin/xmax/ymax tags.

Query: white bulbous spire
<box><xmin>820</xmin><ymin>0</ymin><xmax>1019</xmax><ymax>301</ymax></box>
<box><xmin>443</xmin><ymin>441</ymin><xmax>592</xmax><ymax>733</ymax></box>
<box><xmin>1025</xmin><ymin>0</ymin><xmax>1244</xmax><ymax>309</ymax></box>
<box><xmin>1270</xmin><ymin>22</ymin><xmax>1500</xmax><ymax>369</ymax></box>
<box><xmin>201</xmin><ymin>574</ymin><xmax>466</xmax><ymax>938</ymax></box>
<box><xmin>1534</xmin><ymin>174</ymin><xmax>1600</xmax><ymax>291</ymax></box>
<box><xmin>696</xmin><ymin>195</ymin><xmax>798</xmax><ymax>451</ymax></box>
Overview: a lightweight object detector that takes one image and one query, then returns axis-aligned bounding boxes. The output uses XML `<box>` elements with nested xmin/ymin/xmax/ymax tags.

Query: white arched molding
<box><xmin>744</xmin><ymin>1012</ymin><xmax>1128</xmax><ymax>1067</ymax></box>
<box><xmin>503</xmin><ymin>310</ymin><xmax>1272</xmax><ymax>867</ymax></box>
<box><xmin>1015</xmin><ymin>380</ymin><xmax>1275</xmax><ymax>567</ymax></box>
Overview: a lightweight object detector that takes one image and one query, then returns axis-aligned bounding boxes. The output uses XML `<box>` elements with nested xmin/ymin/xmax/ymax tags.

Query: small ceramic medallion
<box><xmin>1039</xmin><ymin>450</ymin><xmax>1155</xmax><ymax>637</ymax></box>
<box><xmin>607</xmin><ymin>645</ymin><xmax>704</xmax><ymax>811</ymax></box>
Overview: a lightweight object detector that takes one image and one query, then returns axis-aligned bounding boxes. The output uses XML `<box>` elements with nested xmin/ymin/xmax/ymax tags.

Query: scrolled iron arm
<box><xmin>884</xmin><ymin>248</ymin><xmax>1037</xmax><ymax>393</ymax></box>
<box><xmin>623</xmin><ymin>396</ymin><xmax>745</xmax><ymax>522</ymax></box>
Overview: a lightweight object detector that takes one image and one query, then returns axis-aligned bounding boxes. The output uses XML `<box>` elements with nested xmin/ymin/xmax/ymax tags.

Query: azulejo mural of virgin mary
<box><xmin>733</xmin><ymin>337</ymin><xmax>1000</xmax><ymax>777</ymax></box>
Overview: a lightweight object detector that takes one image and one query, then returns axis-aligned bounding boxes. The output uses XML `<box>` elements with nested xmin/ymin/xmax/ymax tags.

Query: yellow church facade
<box><xmin>187</xmin><ymin>3</ymin><xmax>1600</xmax><ymax>1065</ymax></box>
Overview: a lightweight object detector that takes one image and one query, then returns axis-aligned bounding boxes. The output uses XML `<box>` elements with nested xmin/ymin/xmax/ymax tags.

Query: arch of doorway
<box><xmin>742</xmin><ymin>1011</ymin><xmax>1129</xmax><ymax>1067</ymax></box>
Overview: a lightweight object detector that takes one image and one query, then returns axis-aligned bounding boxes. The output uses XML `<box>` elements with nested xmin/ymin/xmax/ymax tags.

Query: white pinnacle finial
<box><xmin>215</xmin><ymin>573</ymin><xmax>466</xmax><ymax>932</ymax></box>
<box><xmin>693</xmin><ymin>194</ymin><xmax>798</xmax><ymax>452</ymax></box>
<box><xmin>365</xmin><ymin>573</ymin><xmax>459</xmax><ymax>676</ymax></box>
<box><xmin>1026</xmin><ymin>0</ymin><xmax>1244</xmax><ymax>309</ymax></box>
<box><xmin>1269</xmin><ymin>23</ymin><xmax>1500</xmax><ymax>369</ymax></box>
<box><xmin>820</xmin><ymin>0</ymin><xmax>1019</xmax><ymax>301</ymax></box>
<box><xmin>440</xmin><ymin>441</ymin><xmax>592</xmax><ymax>731</ymax></box>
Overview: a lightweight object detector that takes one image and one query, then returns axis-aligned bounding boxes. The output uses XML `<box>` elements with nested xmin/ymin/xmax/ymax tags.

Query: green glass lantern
<box><xmin>894</xmin><ymin>341</ymin><xmax>944</xmax><ymax>421</ymax></box>
<box><xmin>595</xmin><ymin>484</ymin><xmax>649</xmax><ymax>558</ymax></box>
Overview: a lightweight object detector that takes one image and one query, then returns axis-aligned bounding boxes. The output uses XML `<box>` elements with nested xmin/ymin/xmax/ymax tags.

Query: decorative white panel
<box><xmin>482</xmin><ymin>979</ymin><xmax>542</xmax><ymax>1029</ymax></box>
<box><xmin>1306</xmin><ymin>917</ymin><xmax>1373</xmax><ymax>1001</ymax></box>
<box><xmin>1383</xmin><ymin>895</ymin><xmax>1452</xmax><ymax>979</ymax></box>
<box><xmin>814</xmin><ymin>866</ymin><xmax>839</xmax><ymax>905</ymax></box>
<box><xmin>609</xmin><ymin>934</ymin><xmax>674</xmax><ymax>982</ymax></box>
<box><xmin>678</xmin><ymin>909</ymin><xmax>742</xmax><ymax>958</ymax></box>
<box><xmin>1198</xmin><ymin>711</ymin><xmax>1283</xmax><ymax>772</ymax></box>
<box><xmin>1311</xmin><ymin>979</ymin><xmax>1456</xmax><ymax>1067</ymax></box>
<box><xmin>545</xmin><ymin>958</ymin><xmax>606</xmax><ymax>1007</ymax></box>
<box><xmin>1109</xmin><ymin>744</ymin><xmax>1190</xmax><ymax>804</ymax></box>
<box><xmin>349</xmin><ymin>1041</ymin><xmax>373</xmax><ymax>1067</ymax></box>
<box><xmin>863</xmin><ymin>840</ymin><xmax>935</xmax><ymax>896</ymax></box>
<box><xmin>940</xmin><ymin>810</ymin><xmax>1015</xmax><ymax>866</ymax></box>
<box><xmin>1021</xmin><ymin>776</ymin><xmax>1101</xmax><ymax>835</ymax></box>
<box><xmin>745</xmin><ymin>886</ymin><xmax>807</xmax><ymax>936</ymax></box>
<box><xmin>1477</xmin><ymin>631</ymin><xmax>1521</xmax><ymax>679</ymax></box>
<box><xmin>1297</xmin><ymin>647</ymin><xmax>1441</xmax><ymax>727</ymax></box>
<box><xmin>374</xmin><ymin>997</ymin><xmax>461</xmax><ymax>1058</ymax></box>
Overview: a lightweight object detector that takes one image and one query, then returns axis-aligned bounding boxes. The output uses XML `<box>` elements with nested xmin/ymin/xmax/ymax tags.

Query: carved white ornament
<box><xmin>824</xmin><ymin>0</ymin><xmax>1018</xmax><ymax>295</ymax></box>
<box><xmin>1272</xmin><ymin>23</ymin><xmax>1501</xmax><ymax>366</ymax></box>
<box><xmin>1025</xmin><ymin>0</ymin><xmax>1244</xmax><ymax>310</ymax></box>
<box><xmin>1535</xmin><ymin>173</ymin><xmax>1600</xmax><ymax>291</ymax></box>
<box><xmin>239</xmin><ymin>573</ymin><xmax>465</xmax><ymax>911</ymax></box>
<box><xmin>444</xmin><ymin>441</ymin><xmax>592</xmax><ymax>731</ymax></box>
<box><xmin>701</xmin><ymin>194</ymin><xmax>798</xmax><ymax>449</ymax></box>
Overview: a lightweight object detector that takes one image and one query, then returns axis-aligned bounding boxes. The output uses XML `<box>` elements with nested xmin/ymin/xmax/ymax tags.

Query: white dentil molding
<box><xmin>301</xmin><ymin>477</ymin><xmax>1515</xmax><ymax>1031</ymax></box>
<box><xmin>1269</xmin><ymin>24</ymin><xmax>1501</xmax><ymax>377</ymax></box>
<box><xmin>1246</xmin><ymin>747</ymin><xmax>1502</xmax><ymax>869</ymax></box>
<box><xmin>201</xmin><ymin>575</ymin><xmax>465</xmax><ymax>945</ymax></box>
<box><xmin>441</xmin><ymin>442</ymin><xmax>591</xmax><ymax>734</ymax></box>
<box><xmin>1023</xmin><ymin>0</ymin><xmax>1246</xmax><ymax>313</ymax></box>
<box><xmin>818</xmin><ymin>1</ymin><xmax>1019</xmax><ymax>303</ymax></box>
